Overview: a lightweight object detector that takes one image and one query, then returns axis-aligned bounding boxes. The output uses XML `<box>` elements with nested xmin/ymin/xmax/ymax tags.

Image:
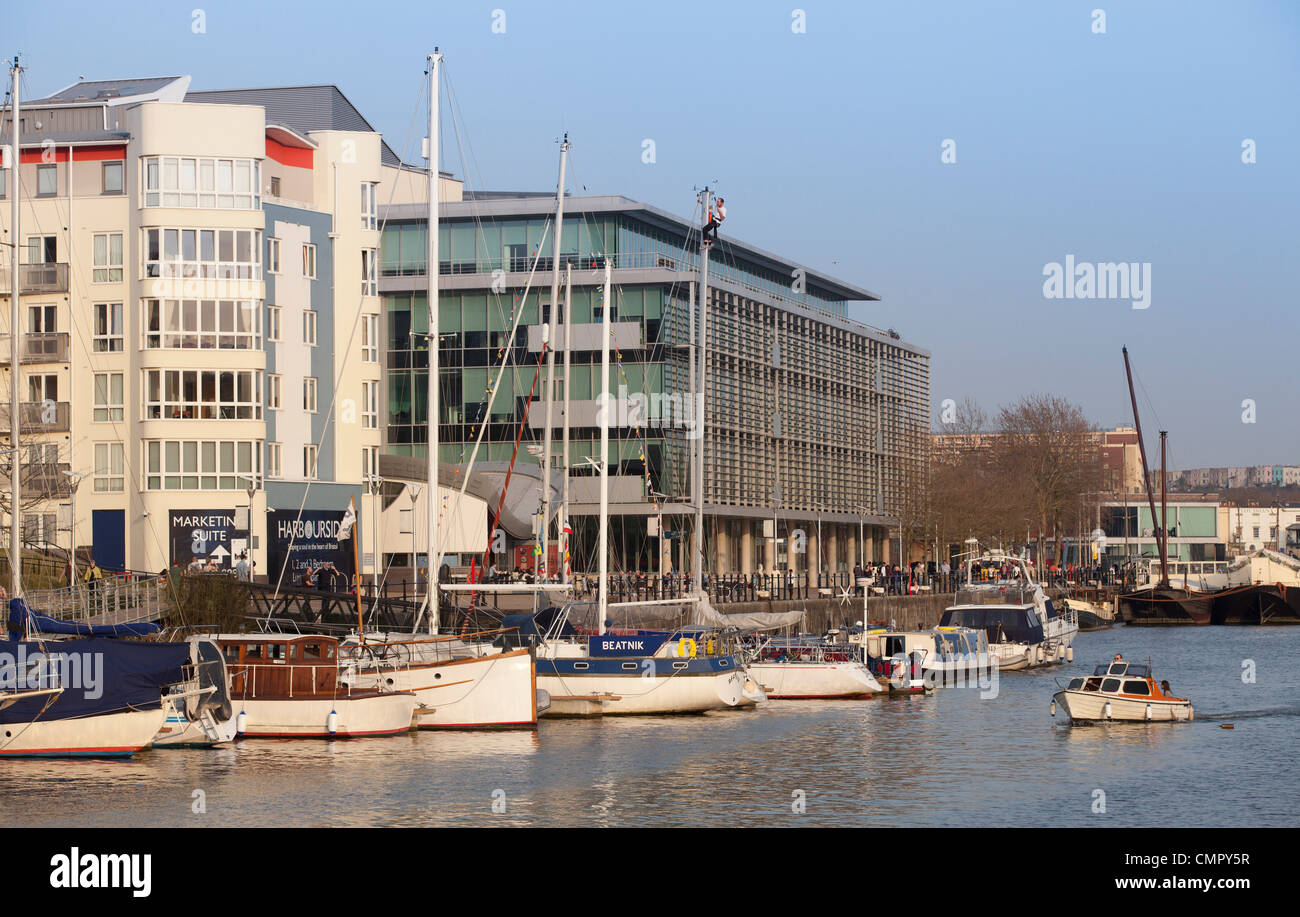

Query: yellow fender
<box><xmin>677</xmin><ymin>637</ymin><xmax>698</xmax><ymax>658</ymax></box>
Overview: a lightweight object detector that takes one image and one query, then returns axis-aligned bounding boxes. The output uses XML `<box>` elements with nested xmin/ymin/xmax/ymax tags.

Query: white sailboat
<box><xmin>341</xmin><ymin>51</ymin><xmax>539</xmax><ymax>729</ymax></box>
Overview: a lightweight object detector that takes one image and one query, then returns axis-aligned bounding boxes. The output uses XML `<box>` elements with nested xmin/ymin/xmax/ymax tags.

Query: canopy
<box><xmin>8</xmin><ymin>598</ymin><xmax>160</xmax><ymax>640</ymax></box>
<box><xmin>0</xmin><ymin>636</ymin><xmax>189</xmax><ymax>724</ymax></box>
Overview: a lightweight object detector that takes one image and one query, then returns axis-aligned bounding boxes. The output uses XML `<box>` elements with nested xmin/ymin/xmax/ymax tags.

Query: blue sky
<box><xmin>15</xmin><ymin>0</ymin><xmax>1300</xmax><ymax>469</ymax></box>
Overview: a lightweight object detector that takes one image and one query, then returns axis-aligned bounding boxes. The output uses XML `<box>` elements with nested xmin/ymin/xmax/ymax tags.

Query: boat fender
<box><xmin>1145</xmin><ymin>703</ymin><xmax>1153</xmax><ymax>721</ymax></box>
<box><xmin>1065</xmin><ymin>647</ymin><xmax>1074</xmax><ymax>663</ymax></box>
<box><xmin>236</xmin><ymin>710</ymin><xmax>247</xmax><ymax>735</ymax></box>
<box><xmin>1103</xmin><ymin>700</ymin><xmax>1112</xmax><ymax>720</ymax></box>
<box><xmin>327</xmin><ymin>709</ymin><xmax>339</xmax><ymax>735</ymax></box>
<box><xmin>1050</xmin><ymin>699</ymin><xmax>1056</xmax><ymax>717</ymax></box>
<box><xmin>677</xmin><ymin>637</ymin><xmax>697</xmax><ymax>659</ymax></box>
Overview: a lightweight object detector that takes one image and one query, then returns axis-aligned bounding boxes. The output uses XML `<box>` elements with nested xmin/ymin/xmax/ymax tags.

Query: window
<box><xmin>270</xmin><ymin>176</ymin><xmax>281</xmax><ymax>197</ymax></box>
<box><xmin>94</xmin><ymin>442</ymin><xmax>125</xmax><ymax>493</ymax></box>
<box><xmin>143</xmin><ymin>298</ymin><xmax>261</xmax><ymax>350</ymax></box>
<box><xmin>361</xmin><ymin>182</ymin><xmax>377</xmax><ymax>231</ymax></box>
<box><xmin>1253</xmin><ymin>526</ymin><xmax>1260</xmax><ymax>538</ymax></box>
<box><xmin>93</xmin><ymin>302</ymin><xmax>123</xmax><ymax>352</ymax></box>
<box><xmin>92</xmin><ymin>233</ymin><xmax>123</xmax><ymax>282</ymax></box>
<box><xmin>143</xmin><ymin>369</ymin><xmax>263</xmax><ymax>420</ymax></box>
<box><xmin>267</xmin><ymin>442</ymin><xmax>282</xmax><ymax>478</ymax></box>
<box><xmin>141</xmin><ymin>156</ymin><xmax>259</xmax><ymax>209</ymax></box>
<box><xmin>268</xmin><ymin>237</ymin><xmax>281</xmax><ymax>274</ymax></box>
<box><xmin>361</xmin><ymin>248</ymin><xmax>377</xmax><ymax>296</ymax></box>
<box><xmin>37</xmin><ymin>164</ymin><xmax>57</xmax><ymax>196</ymax></box>
<box><xmin>362</xmin><ymin>314</ymin><xmax>378</xmax><ymax>362</ymax></box>
<box><xmin>22</xmin><ymin>513</ymin><xmax>58</xmax><ymax>545</ymax></box>
<box><xmin>144</xmin><ymin>439</ymin><xmax>262</xmax><ymax>491</ymax></box>
<box><xmin>27</xmin><ymin>235</ymin><xmax>57</xmax><ymax>263</ymax></box>
<box><xmin>27</xmin><ymin>374</ymin><xmax>57</xmax><ymax>403</ymax></box>
<box><xmin>0</xmin><ymin>168</ymin><xmax>6</xmax><ymax>198</ymax></box>
<box><xmin>267</xmin><ymin>305</ymin><xmax>281</xmax><ymax>342</ymax></box>
<box><xmin>142</xmin><ymin>227</ymin><xmax>261</xmax><ymax>280</ymax></box>
<box><xmin>303</xmin><ymin>377</ymin><xmax>318</xmax><ymax>413</ymax></box>
<box><xmin>28</xmin><ymin>304</ymin><xmax>56</xmax><ymax>333</ymax></box>
<box><xmin>93</xmin><ymin>373</ymin><xmax>124</xmax><ymax>422</ymax></box>
<box><xmin>304</xmin><ymin>444</ymin><xmax>318</xmax><ymax>480</ymax></box>
<box><xmin>102</xmin><ymin>161</ymin><xmax>124</xmax><ymax>195</ymax></box>
<box><xmin>267</xmin><ymin>374</ymin><xmax>281</xmax><ymax>410</ymax></box>
<box><xmin>362</xmin><ymin>380</ymin><xmax>377</xmax><ymax>429</ymax></box>
<box><xmin>362</xmin><ymin>445</ymin><xmax>378</xmax><ymax>481</ymax></box>
<box><xmin>303</xmin><ymin>243</ymin><xmax>316</xmax><ymax>279</ymax></box>
<box><xmin>303</xmin><ymin>310</ymin><xmax>317</xmax><ymax>345</ymax></box>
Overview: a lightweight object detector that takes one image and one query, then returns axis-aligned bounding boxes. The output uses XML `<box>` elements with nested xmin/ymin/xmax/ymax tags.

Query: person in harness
<box><xmin>702</xmin><ymin>197</ymin><xmax>726</xmax><ymax>244</ymax></box>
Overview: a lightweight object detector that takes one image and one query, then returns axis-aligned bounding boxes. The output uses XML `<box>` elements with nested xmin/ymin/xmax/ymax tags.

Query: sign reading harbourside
<box><xmin>267</xmin><ymin>509</ymin><xmax>353</xmax><ymax>586</ymax></box>
<box><xmin>169</xmin><ymin>510</ymin><xmax>241</xmax><ymax>569</ymax></box>
<box><xmin>587</xmin><ymin>634</ymin><xmax>669</xmax><ymax>657</ymax></box>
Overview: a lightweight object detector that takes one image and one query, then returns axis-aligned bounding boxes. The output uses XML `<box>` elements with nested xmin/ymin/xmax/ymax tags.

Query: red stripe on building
<box><xmin>18</xmin><ymin>144</ymin><xmax>127</xmax><ymax>163</ymax></box>
<box><xmin>265</xmin><ymin>136</ymin><xmax>313</xmax><ymax>169</ymax></box>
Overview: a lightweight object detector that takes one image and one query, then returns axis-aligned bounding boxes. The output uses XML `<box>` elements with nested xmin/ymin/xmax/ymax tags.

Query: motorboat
<box><xmin>1052</xmin><ymin>658</ymin><xmax>1193</xmax><ymax>723</ymax></box>
<box><xmin>743</xmin><ymin>635</ymin><xmax>882</xmax><ymax>699</ymax></box>
<box><xmin>218</xmin><ymin>634</ymin><xmax>416</xmax><ymax>738</ymax></box>
<box><xmin>852</xmin><ymin>629</ymin><xmax>932</xmax><ymax>694</ymax></box>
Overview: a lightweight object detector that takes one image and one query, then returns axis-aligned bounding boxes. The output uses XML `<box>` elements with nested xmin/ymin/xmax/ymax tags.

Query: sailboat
<box><xmin>338</xmin><ymin>51</ymin><xmax>539</xmax><ymax>729</ymax></box>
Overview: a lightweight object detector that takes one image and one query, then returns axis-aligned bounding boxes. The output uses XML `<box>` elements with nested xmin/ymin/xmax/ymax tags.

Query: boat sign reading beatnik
<box><xmin>587</xmin><ymin>634</ymin><xmax>669</xmax><ymax>657</ymax></box>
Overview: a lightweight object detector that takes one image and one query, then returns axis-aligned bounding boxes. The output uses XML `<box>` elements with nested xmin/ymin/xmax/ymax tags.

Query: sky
<box><xmin>13</xmin><ymin>0</ymin><xmax>1300</xmax><ymax>470</ymax></box>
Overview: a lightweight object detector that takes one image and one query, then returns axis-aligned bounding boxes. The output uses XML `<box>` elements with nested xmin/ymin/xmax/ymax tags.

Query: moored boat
<box><xmin>744</xmin><ymin>636</ymin><xmax>882</xmax><ymax>699</ymax></box>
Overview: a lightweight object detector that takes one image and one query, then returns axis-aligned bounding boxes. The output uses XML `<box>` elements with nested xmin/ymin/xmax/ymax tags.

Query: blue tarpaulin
<box><xmin>8</xmin><ymin>598</ymin><xmax>159</xmax><ymax>640</ymax></box>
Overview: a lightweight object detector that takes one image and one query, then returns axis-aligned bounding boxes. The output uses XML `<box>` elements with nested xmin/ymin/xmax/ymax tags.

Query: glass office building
<box><xmin>379</xmin><ymin>193</ymin><xmax>929</xmax><ymax>574</ymax></box>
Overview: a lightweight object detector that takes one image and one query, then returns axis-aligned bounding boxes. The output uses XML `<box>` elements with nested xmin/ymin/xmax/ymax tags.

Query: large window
<box><xmin>362</xmin><ymin>314</ymin><xmax>378</xmax><ymax>362</ymax></box>
<box><xmin>361</xmin><ymin>182</ymin><xmax>377</xmax><ymax>231</ymax></box>
<box><xmin>362</xmin><ymin>380</ymin><xmax>377</xmax><ymax>429</ymax></box>
<box><xmin>361</xmin><ymin>249</ymin><xmax>377</xmax><ymax>296</ymax></box>
<box><xmin>143</xmin><ymin>227</ymin><xmax>262</xmax><ymax>280</ymax></box>
<box><xmin>37</xmin><ymin>164</ymin><xmax>57</xmax><ymax>197</ymax></box>
<box><xmin>94</xmin><ymin>442</ymin><xmax>125</xmax><ymax>493</ymax></box>
<box><xmin>93</xmin><ymin>373</ymin><xmax>124</xmax><ymax>422</ymax></box>
<box><xmin>102</xmin><ymin>161</ymin><xmax>124</xmax><ymax>195</ymax></box>
<box><xmin>143</xmin><ymin>298</ymin><xmax>261</xmax><ymax>350</ymax></box>
<box><xmin>144</xmin><ymin>369</ymin><xmax>263</xmax><ymax>420</ymax></box>
<box><xmin>142</xmin><ymin>156</ymin><xmax>260</xmax><ymax>209</ymax></box>
<box><xmin>93</xmin><ymin>302</ymin><xmax>123</xmax><ymax>352</ymax></box>
<box><xmin>144</xmin><ymin>439</ymin><xmax>262</xmax><ymax>491</ymax></box>
<box><xmin>92</xmin><ymin>233</ymin><xmax>123</xmax><ymax>282</ymax></box>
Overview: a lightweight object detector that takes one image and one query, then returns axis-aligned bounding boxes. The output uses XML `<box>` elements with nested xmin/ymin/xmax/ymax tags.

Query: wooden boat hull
<box><xmin>1119</xmin><ymin>587</ymin><xmax>1213</xmax><ymax>625</ymax></box>
<box><xmin>358</xmin><ymin>648</ymin><xmax>538</xmax><ymax>728</ymax></box>
<box><xmin>1053</xmin><ymin>689</ymin><xmax>1193</xmax><ymax>723</ymax></box>
<box><xmin>0</xmin><ymin>708</ymin><xmax>168</xmax><ymax>758</ymax></box>
<box><xmin>1210</xmin><ymin>584</ymin><xmax>1300</xmax><ymax>625</ymax></box>
<box><xmin>235</xmin><ymin>693</ymin><xmax>416</xmax><ymax>738</ymax></box>
<box><xmin>747</xmin><ymin>661</ymin><xmax>882</xmax><ymax>699</ymax></box>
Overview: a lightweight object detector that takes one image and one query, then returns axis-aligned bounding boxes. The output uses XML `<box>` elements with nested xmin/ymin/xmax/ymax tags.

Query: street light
<box><xmin>364</xmin><ymin>471</ymin><xmax>383</xmax><ymax>594</ymax></box>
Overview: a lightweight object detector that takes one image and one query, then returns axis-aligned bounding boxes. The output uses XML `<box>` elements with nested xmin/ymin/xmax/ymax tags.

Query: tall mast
<box><xmin>693</xmin><ymin>188</ymin><xmax>712</xmax><ymax>592</ymax></box>
<box><xmin>1122</xmin><ymin>346</ymin><xmax>1167</xmax><ymax>587</ymax></box>
<box><xmin>426</xmin><ymin>51</ymin><xmax>442</xmax><ymax>630</ymax></box>
<box><xmin>597</xmin><ymin>260</ymin><xmax>612</xmax><ymax>634</ymax></box>
<box><xmin>540</xmin><ymin>135</ymin><xmax>569</xmax><ymax>581</ymax></box>
<box><xmin>560</xmin><ymin>263</ymin><xmax>572</xmax><ymax>584</ymax></box>
<box><xmin>9</xmin><ymin>58</ymin><xmax>22</xmax><ymax>601</ymax></box>
<box><xmin>1160</xmin><ymin>430</ymin><xmax>1168</xmax><ymax>576</ymax></box>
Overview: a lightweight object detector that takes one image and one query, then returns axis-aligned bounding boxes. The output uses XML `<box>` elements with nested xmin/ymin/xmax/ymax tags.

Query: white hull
<box><xmin>1054</xmin><ymin>689</ymin><xmax>1193</xmax><ymax>723</ymax></box>
<box><xmin>748</xmin><ymin>661</ymin><xmax>882</xmax><ymax>699</ymax></box>
<box><xmin>235</xmin><ymin>694</ymin><xmax>416</xmax><ymax>738</ymax></box>
<box><xmin>153</xmin><ymin>700</ymin><xmax>238</xmax><ymax>748</ymax></box>
<box><xmin>0</xmin><ymin>708</ymin><xmax>168</xmax><ymax>758</ymax></box>
<box><xmin>538</xmin><ymin>671</ymin><xmax>745</xmax><ymax>715</ymax></box>
<box><xmin>355</xmin><ymin>649</ymin><xmax>537</xmax><ymax>728</ymax></box>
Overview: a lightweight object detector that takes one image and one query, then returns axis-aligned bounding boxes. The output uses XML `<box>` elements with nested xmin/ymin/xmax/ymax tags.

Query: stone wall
<box><xmin>720</xmin><ymin>593</ymin><xmax>955</xmax><ymax>633</ymax></box>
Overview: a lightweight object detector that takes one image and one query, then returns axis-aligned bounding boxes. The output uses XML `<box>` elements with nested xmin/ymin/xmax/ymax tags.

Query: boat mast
<box><xmin>1160</xmin><ymin>430</ymin><xmax>1168</xmax><ymax>577</ymax></box>
<box><xmin>426</xmin><ymin>50</ymin><xmax>442</xmax><ymax>630</ymax></box>
<box><xmin>8</xmin><ymin>58</ymin><xmax>22</xmax><ymax>602</ymax></box>
<box><xmin>693</xmin><ymin>187</ymin><xmax>711</xmax><ymax>593</ymax></box>
<box><xmin>1121</xmin><ymin>346</ymin><xmax>1168</xmax><ymax>587</ymax></box>
<box><xmin>597</xmin><ymin>259</ymin><xmax>612</xmax><ymax>634</ymax></box>
<box><xmin>540</xmin><ymin>135</ymin><xmax>569</xmax><ymax>582</ymax></box>
<box><xmin>560</xmin><ymin>263</ymin><xmax>572</xmax><ymax>584</ymax></box>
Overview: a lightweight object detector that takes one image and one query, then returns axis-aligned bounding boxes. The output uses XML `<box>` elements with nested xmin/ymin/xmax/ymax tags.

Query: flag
<box><xmin>338</xmin><ymin>497</ymin><xmax>357</xmax><ymax>541</ymax></box>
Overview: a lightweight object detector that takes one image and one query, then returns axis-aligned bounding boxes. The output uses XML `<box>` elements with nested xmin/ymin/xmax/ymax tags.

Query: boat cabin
<box><xmin>217</xmin><ymin>635</ymin><xmax>343</xmax><ymax>700</ymax></box>
<box><xmin>933</xmin><ymin>626</ymin><xmax>990</xmax><ymax>657</ymax></box>
<box><xmin>1064</xmin><ymin>661</ymin><xmax>1181</xmax><ymax>700</ymax></box>
<box><xmin>939</xmin><ymin>606</ymin><xmax>1045</xmax><ymax>646</ymax></box>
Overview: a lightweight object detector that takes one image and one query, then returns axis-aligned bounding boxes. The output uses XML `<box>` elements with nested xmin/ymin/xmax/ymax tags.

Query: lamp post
<box><xmin>61</xmin><ymin>469</ymin><xmax>86</xmax><ymax>588</ymax></box>
<box><xmin>364</xmin><ymin>472</ymin><xmax>383</xmax><ymax>595</ymax></box>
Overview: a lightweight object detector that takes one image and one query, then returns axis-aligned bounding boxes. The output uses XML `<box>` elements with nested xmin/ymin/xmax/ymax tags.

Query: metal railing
<box><xmin>0</xmin><ymin>333</ymin><xmax>70</xmax><ymax>364</ymax></box>
<box><xmin>0</xmin><ymin>263</ymin><xmax>69</xmax><ymax>294</ymax></box>
<box><xmin>0</xmin><ymin>401</ymin><xmax>71</xmax><ymax>433</ymax></box>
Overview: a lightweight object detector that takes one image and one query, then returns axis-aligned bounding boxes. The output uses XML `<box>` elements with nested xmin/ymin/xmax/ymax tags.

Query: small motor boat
<box><xmin>1051</xmin><ymin>658</ymin><xmax>1193</xmax><ymax>724</ymax></box>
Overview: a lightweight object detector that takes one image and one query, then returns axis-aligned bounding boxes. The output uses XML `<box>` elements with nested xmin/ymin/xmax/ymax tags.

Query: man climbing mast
<box><xmin>703</xmin><ymin>196</ymin><xmax>726</xmax><ymax>244</ymax></box>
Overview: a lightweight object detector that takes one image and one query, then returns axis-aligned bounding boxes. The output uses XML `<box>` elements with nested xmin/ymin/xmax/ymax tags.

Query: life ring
<box><xmin>678</xmin><ymin>637</ymin><xmax>698</xmax><ymax>658</ymax></box>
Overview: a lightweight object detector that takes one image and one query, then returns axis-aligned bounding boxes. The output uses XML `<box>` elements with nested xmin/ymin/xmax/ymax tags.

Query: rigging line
<box><xmin>270</xmin><ymin>71</ymin><xmax>427</xmax><ymax>603</ymax></box>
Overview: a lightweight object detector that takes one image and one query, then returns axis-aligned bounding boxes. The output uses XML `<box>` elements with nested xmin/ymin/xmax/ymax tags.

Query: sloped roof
<box><xmin>186</xmin><ymin>85</ymin><xmax>401</xmax><ymax>166</ymax></box>
<box><xmin>31</xmin><ymin>77</ymin><xmax>185</xmax><ymax>104</ymax></box>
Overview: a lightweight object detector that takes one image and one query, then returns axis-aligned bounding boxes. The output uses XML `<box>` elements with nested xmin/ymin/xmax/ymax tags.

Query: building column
<box><xmin>848</xmin><ymin>527</ymin><xmax>858</xmax><ymax>570</ymax></box>
<box><xmin>740</xmin><ymin>525</ymin><xmax>754</xmax><ymax>574</ymax></box>
<box><xmin>828</xmin><ymin>527</ymin><xmax>840</xmax><ymax>575</ymax></box>
<box><xmin>807</xmin><ymin>528</ymin><xmax>820</xmax><ymax>583</ymax></box>
<box><xmin>716</xmin><ymin>523</ymin><xmax>730</xmax><ymax>574</ymax></box>
<box><xmin>764</xmin><ymin>528</ymin><xmax>776</xmax><ymax>571</ymax></box>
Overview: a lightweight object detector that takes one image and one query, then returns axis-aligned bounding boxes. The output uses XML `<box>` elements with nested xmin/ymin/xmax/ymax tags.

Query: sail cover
<box><xmin>559</xmin><ymin>597</ymin><xmax>804</xmax><ymax>632</ymax></box>
<box><xmin>0</xmin><ymin>636</ymin><xmax>189</xmax><ymax>724</ymax></box>
<box><xmin>8</xmin><ymin>598</ymin><xmax>160</xmax><ymax>640</ymax></box>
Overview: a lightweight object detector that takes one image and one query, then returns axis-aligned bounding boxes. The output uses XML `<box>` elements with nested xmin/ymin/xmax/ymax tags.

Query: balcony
<box><xmin>0</xmin><ymin>402</ymin><xmax>72</xmax><ymax>434</ymax></box>
<box><xmin>3</xmin><ymin>462</ymin><xmax>75</xmax><ymax>498</ymax></box>
<box><xmin>0</xmin><ymin>333</ymin><xmax>70</xmax><ymax>364</ymax></box>
<box><xmin>0</xmin><ymin>263</ymin><xmax>70</xmax><ymax>294</ymax></box>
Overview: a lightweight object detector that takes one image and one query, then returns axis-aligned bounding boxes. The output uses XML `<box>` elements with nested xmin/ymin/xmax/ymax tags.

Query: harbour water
<box><xmin>2</xmin><ymin>626</ymin><xmax>1296</xmax><ymax>828</ymax></box>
